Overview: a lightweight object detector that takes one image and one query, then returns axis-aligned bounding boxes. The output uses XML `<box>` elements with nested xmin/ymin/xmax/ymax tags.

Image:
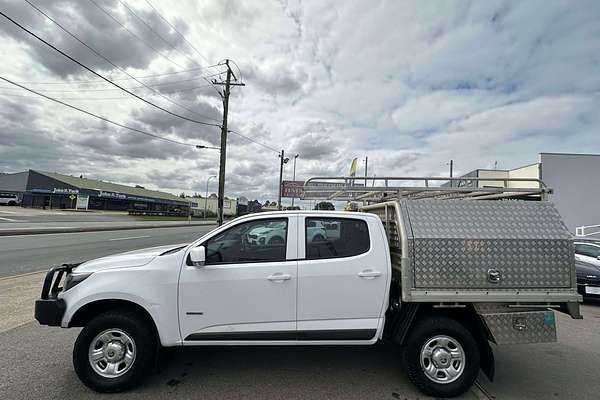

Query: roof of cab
<box><xmin>234</xmin><ymin>210</ymin><xmax>376</xmax><ymax>220</ymax></box>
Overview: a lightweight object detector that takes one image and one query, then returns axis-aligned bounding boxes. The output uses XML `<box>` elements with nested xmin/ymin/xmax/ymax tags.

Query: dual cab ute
<box><xmin>35</xmin><ymin>196</ymin><xmax>581</xmax><ymax>397</ymax></box>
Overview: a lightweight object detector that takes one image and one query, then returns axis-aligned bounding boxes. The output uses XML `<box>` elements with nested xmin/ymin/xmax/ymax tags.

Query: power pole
<box><xmin>278</xmin><ymin>150</ymin><xmax>288</xmax><ymax>210</ymax></box>
<box><xmin>212</xmin><ymin>59</ymin><xmax>244</xmax><ymax>225</ymax></box>
<box><xmin>449</xmin><ymin>159</ymin><xmax>453</xmax><ymax>178</ymax></box>
<box><xmin>291</xmin><ymin>154</ymin><xmax>299</xmax><ymax>208</ymax></box>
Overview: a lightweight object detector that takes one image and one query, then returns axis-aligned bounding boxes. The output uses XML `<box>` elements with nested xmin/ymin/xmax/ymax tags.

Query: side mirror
<box><xmin>189</xmin><ymin>246</ymin><xmax>206</xmax><ymax>267</ymax></box>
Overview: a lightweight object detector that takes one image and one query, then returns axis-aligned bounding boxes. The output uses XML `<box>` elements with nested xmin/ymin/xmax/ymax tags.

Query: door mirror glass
<box><xmin>190</xmin><ymin>246</ymin><xmax>206</xmax><ymax>266</ymax></box>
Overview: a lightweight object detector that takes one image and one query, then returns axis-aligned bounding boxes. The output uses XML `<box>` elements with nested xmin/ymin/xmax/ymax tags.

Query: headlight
<box><xmin>64</xmin><ymin>272</ymin><xmax>93</xmax><ymax>291</ymax></box>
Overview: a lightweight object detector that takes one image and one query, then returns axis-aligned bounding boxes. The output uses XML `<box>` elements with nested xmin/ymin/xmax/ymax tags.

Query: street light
<box><xmin>196</xmin><ymin>145</ymin><xmax>220</xmax><ymax>151</ymax></box>
<box><xmin>204</xmin><ymin>175</ymin><xmax>217</xmax><ymax>220</ymax></box>
<box><xmin>291</xmin><ymin>154</ymin><xmax>299</xmax><ymax>208</ymax></box>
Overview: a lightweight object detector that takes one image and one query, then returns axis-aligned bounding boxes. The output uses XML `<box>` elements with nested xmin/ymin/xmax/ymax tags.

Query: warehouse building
<box><xmin>448</xmin><ymin>153</ymin><xmax>600</xmax><ymax>233</ymax></box>
<box><xmin>186</xmin><ymin>194</ymin><xmax>238</xmax><ymax>217</ymax></box>
<box><xmin>0</xmin><ymin>170</ymin><xmax>190</xmax><ymax>212</ymax></box>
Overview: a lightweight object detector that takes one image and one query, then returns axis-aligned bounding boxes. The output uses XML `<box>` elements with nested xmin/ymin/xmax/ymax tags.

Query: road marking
<box><xmin>0</xmin><ymin>210</ymin><xmax>17</xmax><ymax>214</ymax></box>
<box><xmin>0</xmin><ymin>270</ymin><xmax>46</xmax><ymax>282</ymax></box>
<box><xmin>109</xmin><ymin>235</ymin><xmax>151</xmax><ymax>241</ymax></box>
<box><xmin>0</xmin><ymin>226</ymin><xmax>74</xmax><ymax>230</ymax></box>
<box><xmin>0</xmin><ymin>217</ymin><xmax>18</xmax><ymax>222</ymax></box>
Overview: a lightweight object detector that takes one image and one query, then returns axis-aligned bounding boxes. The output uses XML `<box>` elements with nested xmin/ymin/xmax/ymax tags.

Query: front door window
<box><xmin>205</xmin><ymin>218</ymin><xmax>288</xmax><ymax>264</ymax></box>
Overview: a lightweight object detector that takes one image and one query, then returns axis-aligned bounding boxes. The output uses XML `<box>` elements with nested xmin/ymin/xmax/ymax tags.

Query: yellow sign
<box><xmin>69</xmin><ymin>194</ymin><xmax>76</xmax><ymax>200</ymax></box>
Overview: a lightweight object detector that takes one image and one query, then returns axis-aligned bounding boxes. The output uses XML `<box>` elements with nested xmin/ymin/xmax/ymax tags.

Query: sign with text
<box><xmin>76</xmin><ymin>194</ymin><xmax>89</xmax><ymax>210</ymax></box>
<box><xmin>281</xmin><ymin>180</ymin><xmax>304</xmax><ymax>198</ymax></box>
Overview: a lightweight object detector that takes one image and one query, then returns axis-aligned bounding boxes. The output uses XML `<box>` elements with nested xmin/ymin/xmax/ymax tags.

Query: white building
<box><xmin>450</xmin><ymin>153</ymin><xmax>600</xmax><ymax>233</ymax></box>
<box><xmin>186</xmin><ymin>195</ymin><xmax>237</xmax><ymax>217</ymax></box>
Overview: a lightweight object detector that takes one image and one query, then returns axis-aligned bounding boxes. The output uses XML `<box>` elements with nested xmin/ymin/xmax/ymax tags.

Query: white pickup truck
<box><xmin>35</xmin><ymin>200</ymin><xmax>581</xmax><ymax>397</ymax></box>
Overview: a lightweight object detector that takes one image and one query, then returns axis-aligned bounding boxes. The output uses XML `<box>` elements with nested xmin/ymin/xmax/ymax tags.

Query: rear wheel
<box><xmin>73</xmin><ymin>309</ymin><xmax>157</xmax><ymax>392</ymax></box>
<box><xmin>403</xmin><ymin>316</ymin><xmax>480</xmax><ymax>398</ymax></box>
<box><xmin>7</xmin><ymin>201</ymin><xmax>16</xmax><ymax>206</ymax></box>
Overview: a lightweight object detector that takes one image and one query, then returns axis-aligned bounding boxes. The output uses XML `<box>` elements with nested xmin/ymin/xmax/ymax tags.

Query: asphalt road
<box><xmin>0</xmin><ymin>225</ymin><xmax>215</xmax><ymax>277</ymax></box>
<box><xmin>1</xmin><ymin>303</ymin><xmax>600</xmax><ymax>400</ymax></box>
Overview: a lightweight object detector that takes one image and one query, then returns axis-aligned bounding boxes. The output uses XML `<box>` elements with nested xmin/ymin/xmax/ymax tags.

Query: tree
<box><xmin>314</xmin><ymin>201</ymin><xmax>335</xmax><ymax>210</ymax></box>
<box><xmin>179</xmin><ymin>192</ymin><xmax>186</xmax><ymax>198</ymax></box>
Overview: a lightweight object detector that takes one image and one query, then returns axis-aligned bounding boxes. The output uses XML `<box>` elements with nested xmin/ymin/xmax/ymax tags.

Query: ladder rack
<box><xmin>302</xmin><ymin>176</ymin><xmax>551</xmax><ymax>202</ymax></box>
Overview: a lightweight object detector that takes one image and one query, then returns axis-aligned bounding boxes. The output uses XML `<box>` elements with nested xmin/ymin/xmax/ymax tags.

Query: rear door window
<box><xmin>305</xmin><ymin>217</ymin><xmax>370</xmax><ymax>259</ymax></box>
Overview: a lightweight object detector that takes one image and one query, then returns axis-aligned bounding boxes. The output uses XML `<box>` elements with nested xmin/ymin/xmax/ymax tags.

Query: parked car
<box><xmin>0</xmin><ymin>193</ymin><xmax>19</xmax><ymax>206</ymax></box>
<box><xmin>574</xmin><ymin>241</ymin><xmax>600</xmax><ymax>267</ymax></box>
<box><xmin>35</xmin><ymin>202</ymin><xmax>581</xmax><ymax>398</ymax></box>
<box><xmin>247</xmin><ymin>220</ymin><xmax>287</xmax><ymax>245</ymax></box>
<box><xmin>575</xmin><ymin>259</ymin><xmax>600</xmax><ymax>299</ymax></box>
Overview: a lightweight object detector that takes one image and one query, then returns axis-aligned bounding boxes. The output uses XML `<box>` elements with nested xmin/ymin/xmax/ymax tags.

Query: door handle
<box><xmin>267</xmin><ymin>273</ymin><xmax>291</xmax><ymax>282</ymax></box>
<box><xmin>358</xmin><ymin>269</ymin><xmax>381</xmax><ymax>279</ymax></box>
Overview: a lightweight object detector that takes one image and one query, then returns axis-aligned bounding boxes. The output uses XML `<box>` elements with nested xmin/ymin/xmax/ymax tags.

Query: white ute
<box><xmin>35</xmin><ymin>201</ymin><xmax>581</xmax><ymax>397</ymax></box>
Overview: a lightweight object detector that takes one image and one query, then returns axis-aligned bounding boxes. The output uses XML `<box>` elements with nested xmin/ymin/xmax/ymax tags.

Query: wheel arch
<box><xmin>392</xmin><ymin>303</ymin><xmax>495</xmax><ymax>381</ymax></box>
<box><xmin>68</xmin><ymin>299</ymin><xmax>159</xmax><ymax>343</ymax></box>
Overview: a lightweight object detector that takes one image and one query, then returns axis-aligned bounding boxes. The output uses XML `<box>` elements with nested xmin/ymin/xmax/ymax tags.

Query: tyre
<box><xmin>8</xmin><ymin>201</ymin><xmax>16</xmax><ymax>206</ymax></box>
<box><xmin>403</xmin><ymin>316</ymin><xmax>480</xmax><ymax>398</ymax></box>
<box><xmin>73</xmin><ymin>308</ymin><xmax>157</xmax><ymax>393</ymax></box>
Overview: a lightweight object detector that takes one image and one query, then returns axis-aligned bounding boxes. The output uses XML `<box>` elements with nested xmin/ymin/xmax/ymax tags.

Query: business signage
<box><xmin>281</xmin><ymin>180</ymin><xmax>305</xmax><ymax>198</ymax></box>
<box><xmin>99</xmin><ymin>191</ymin><xmax>127</xmax><ymax>200</ymax></box>
<box><xmin>76</xmin><ymin>194</ymin><xmax>89</xmax><ymax>210</ymax></box>
<box><xmin>53</xmin><ymin>188</ymin><xmax>79</xmax><ymax>194</ymax></box>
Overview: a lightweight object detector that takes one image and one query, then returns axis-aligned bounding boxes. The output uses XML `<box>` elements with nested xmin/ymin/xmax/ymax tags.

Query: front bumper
<box><xmin>34</xmin><ymin>264</ymin><xmax>80</xmax><ymax>326</ymax></box>
<box><xmin>34</xmin><ymin>298</ymin><xmax>66</xmax><ymax>326</ymax></box>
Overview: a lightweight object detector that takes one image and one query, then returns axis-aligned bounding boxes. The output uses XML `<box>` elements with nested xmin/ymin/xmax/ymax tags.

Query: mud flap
<box><xmin>479</xmin><ymin>340</ymin><xmax>495</xmax><ymax>382</ymax></box>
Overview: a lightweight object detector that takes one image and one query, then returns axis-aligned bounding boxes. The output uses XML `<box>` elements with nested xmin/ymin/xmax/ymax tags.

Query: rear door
<box><xmin>296</xmin><ymin>215</ymin><xmax>389</xmax><ymax>341</ymax></box>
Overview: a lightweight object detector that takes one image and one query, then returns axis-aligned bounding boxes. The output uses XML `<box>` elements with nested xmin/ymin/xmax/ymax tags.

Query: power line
<box><xmin>118</xmin><ymin>0</ymin><xmax>198</xmax><ymax>66</ymax></box>
<box><xmin>1</xmin><ymin>8</ymin><xmax>221</xmax><ymax>128</ymax></box>
<box><xmin>0</xmin><ymin>81</ymin><xmax>216</xmax><ymax>93</ymax></box>
<box><xmin>0</xmin><ymin>75</ymin><xmax>197</xmax><ymax>147</ymax></box>
<box><xmin>23</xmin><ymin>0</ymin><xmax>222</xmax><ymax>123</ymax></box>
<box><xmin>0</xmin><ymin>88</ymin><xmax>283</xmax><ymax>153</ymax></box>
<box><xmin>113</xmin><ymin>0</ymin><xmax>222</xmax><ymax>98</ymax></box>
<box><xmin>143</xmin><ymin>0</ymin><xmax>211</xmax><ymax>64</ymax></box>
<box><xmin>87</xmin><ymin>0</ymin><xmax>186</xmax><ymax>69</ymax></box>
<box><xmin>10</xmin><ymin>67</ymin><xmax>224</xmax><ymax>85</ymax></box>
<box><xmin>227</xmin><ymin>129</ymin><xmax>280</xmax><ymax>154</ymax></box>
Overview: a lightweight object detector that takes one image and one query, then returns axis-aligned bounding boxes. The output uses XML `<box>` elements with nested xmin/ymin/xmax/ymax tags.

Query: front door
<box><xmin>179</xmin><ymin>216</ymin><xmax>298</xmax><ymax>341</ymax></box>
<box><xmin>296</xmin><ymin>215</ymin><xmax>389</xmax><ymax>340</ymax></box>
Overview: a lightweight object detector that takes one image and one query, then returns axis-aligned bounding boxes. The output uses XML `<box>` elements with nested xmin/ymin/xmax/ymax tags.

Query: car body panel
<box><xmin>55</xmin><ymin>210</ymin><xmax>391</xmax><ymax>347</ymax></box>
<box><xmin>574</xmin><ymin>241</ymin><xmax>600</xmax><ymax>267</ymax></box>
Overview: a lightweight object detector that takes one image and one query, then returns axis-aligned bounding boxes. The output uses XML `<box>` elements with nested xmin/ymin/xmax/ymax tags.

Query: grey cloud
<box><xmin>0</xmin><ymin>0</ymin><xmax>193</xmax><ymax>78</ymax></box>
<box><xmin>244</xmin><ymin>62</ymin><xmax>306</xmax><ymax>96</ymax></box>
<box><xmin>289</xmin><ymin>124</ymin><xmax>339</xmax><ymax>161</ymax></box>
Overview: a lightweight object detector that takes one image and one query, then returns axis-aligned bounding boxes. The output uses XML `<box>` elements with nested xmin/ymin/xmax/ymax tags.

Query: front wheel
<box><xmin>403</xmin><ymin>316</ymin><xmax>480</xmax><ymax>398</ymax></box>
<box><xmin>73</xmin><ymin>309</ymin><xmax>157</xmax><ymax>392</ymax></box>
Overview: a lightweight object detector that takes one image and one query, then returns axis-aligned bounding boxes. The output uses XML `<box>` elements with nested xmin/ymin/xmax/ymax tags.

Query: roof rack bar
<box><xmin>301</xmin><ymin>176</ymin><xmax>550</xmax><ymax>202</ymax></box>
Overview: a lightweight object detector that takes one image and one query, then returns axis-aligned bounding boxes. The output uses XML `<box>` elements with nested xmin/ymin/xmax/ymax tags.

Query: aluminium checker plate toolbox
<box><xmin>400</xmin><ymin>199</ymin><xmax>575</xmax><ymax>291</ymax></box>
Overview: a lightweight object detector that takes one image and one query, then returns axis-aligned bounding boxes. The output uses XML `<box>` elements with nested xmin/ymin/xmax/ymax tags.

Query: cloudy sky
<box><xmin>0</xmin><ymin>0</ymin><xmax>599</xmax><ymax>203</ymax></box>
